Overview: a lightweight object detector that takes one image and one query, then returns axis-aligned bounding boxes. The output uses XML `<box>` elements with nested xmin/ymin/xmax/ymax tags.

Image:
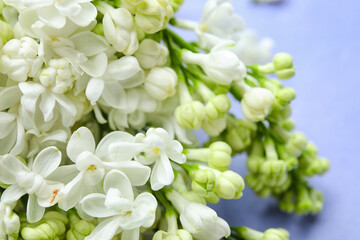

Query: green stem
<box><xmin>165</xmin><ymin>28</ymin><xmax>199</xmax><ymax>53</ymax></box>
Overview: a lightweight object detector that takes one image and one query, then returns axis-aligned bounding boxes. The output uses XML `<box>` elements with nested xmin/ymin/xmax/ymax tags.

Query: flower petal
<box><xmin>0</xmin><ymin>86</ymin><xmax>22</xmax><ymax>111</ymax></box>
<box><xmin>150</xmin><ymin>153</ymin><xmax>174</xmax><ymax>191</ymax></box>
<box><xmin>27</xmin><ymin>194</ymin><xmax>45</xmax><ymax>223</ymax></box>
<box><xmin>84</xmin><ymin>217</ymin><xmax>121</xmax><ymax>240</ymax></box>
<box><xmin>100</xmin><ymin>83</ymin><xmax>126</xmax><ymax>109</ymax></box>
<box><xmin>37</xmin><ymin>5</ymin><xmax>66</xmax><ymax>29</ymax></box>
<box><xmin>67</xmin><ymin>127</ymin><xmax>95</xmax><ymax>162</ymax></box>
<box><xmin>39</xmin><ymin>92</ymin><xmax>56</xmax><ymax>122</ymax></box>
<box><xmin>1</xmin><ymin>184</ymin><xmax>26</xmax><ymax>203</ymax></box>
<box><xmin>81</xmin><ymin>193</ymin><xmax>118</xmax><ymax>218</ymax></box>
<box><xmin>96</xmin><ymin>131</ymin><xmax>135</xmax><ymax>159</ymax></box>
<box><xmin>105</xmin><ymin>161</ymin><xmax>150</xmax><ymax>186</ymax></box>
<box><xmin>68</xmin><ymin>2</ymin><xmax>97</xmax><ymax>27</ymax></box>
<box><xmin>86</xmin><ymin>78</ymin><xmax>104</xmax><ymax>105</ymax></box>
<box><xmin>166</xmin><ymin>141</ymin><xmax>186</xmax><ymax>164</ymax></box>
<box><xmin>70</xmin><ymin>31</ymin><xmax>108</xmax><ymax>57</ymax></box>
<box><xmin>0</xmin><ymin>154</ymin><xmax>28</xmax><ymax>184</ymax></box>
<box><xmin>108</xmin><ymin>142</ymin><xmax>145</xmax><ymax>162</ymax></box>
<box><xmin>104</xmin><ymin>170</ymin><xmax>133</xmax><ymax>201</ymax></box>
<box><xmin>32</xmin><ymin>146</ymin><xmax>61</xmax><ymax>177</ymax></box>
<box><xmin>57</xmin><ymin>172</ymin><xmax>84</xmax><ymax>211</ymax></box>
<box><xmin>80</xmin><ymin>52</ymin><xmax>108</xmax><ymax>77</ymax></box>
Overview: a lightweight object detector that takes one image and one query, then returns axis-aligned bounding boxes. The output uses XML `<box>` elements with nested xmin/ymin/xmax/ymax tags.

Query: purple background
<box><xmin>175</xmin><ymin>1</ymin><xmax>360</xmax><ymax>239</ymax></box>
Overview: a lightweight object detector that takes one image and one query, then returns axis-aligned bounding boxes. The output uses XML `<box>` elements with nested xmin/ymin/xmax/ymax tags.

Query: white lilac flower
<box><xmin>18</xmin><ymin>81</ymin><xmax>78</xmax><ymax>128</ymax></box>
<box><xmin>0</xmin><ymin>111</ymin><xmax>27</xmax><ymax>156</ymax></box>
<box><xmin>232</xmin><ymin>29</ymin><xmax>274</xmax><ymax>65</ymax></box>
<box><xmin>108</xmin><ymin>87</ymin><xmax>158</xmax><ymax>130</ymax></box>
<box><xmin>103</xmin><ymin>7</ymin><xmax>139</xmax><ymax>55</ymax></box>
<box><xmin>241</xmin><ymin>87</ymin><xmax>275</xmax><ymax>122</ymax></box>
<box><xmin>80</xmin><ymin>170</ymin><xmax>157</xmax><ymax>240</ymax></box>
<box><xmin>4</xmin><ymin>0</ymin><xmax>97</xmax><ymax>29</ymax></box>
<box><xmin>182</xmin><ymin>43</ymin><xmax>246</xmax><ymax>85</ymax></box>
<box><xmin>134</xmin><ymin>38</ymin><xmax>168</xmax><ymax>69</ymax></box>
<box><xmin>56</xmin><ymin>127</ymin><xmax>150</xmax><ymax>211</ymax></box>
<box><xmin>0</xmin><ymin>37</ymin><xmax>43</xmax><ymax>82</ymax></box>
<box><xmin>0</xmin><ymin>202</ymin><xmax>20</xmax><ymax>239</ymax></box>
<box><xmin>85</xmin><ymin>56</ymin><xmax>145</xmax><ymax>108</ymax></box>
<box><xmin>166</xmin><ymin>190</ymin><xmax>230</xmax><ymax>240</ymax></box>
<box><xmin>110</xmin><ymin>127</ymin><xmax>186</xmax><ymax>190</ymax></box>
<box><xmin>144</xmin><ymin>67</ymin><xmax>178</xmax><ymax>101</ymax></box>
<box><xmin>0</xmin><ymin>147</ymin><xmax>63</xmax><ymax>223</ymax></box>
<box><xmin>18</xmin><ymin>18</ymin><xmax>108</xmax><ymax>78</ymax></box>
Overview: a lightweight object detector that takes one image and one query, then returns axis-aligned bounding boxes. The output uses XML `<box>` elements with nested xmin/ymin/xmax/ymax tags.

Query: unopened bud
<box><xmin>205</xmin><ymin>94</ymin><xmax>231</xmax><ymax>120</ymax></box>
<box><xmin>273</xmin><ymin>53</ymin><xmax>295</xmax><ymax>79</ymax></box>
<box><xmin>175</xmin><ymin>101</ymin><xmax>205</xmax><ymax>129</ymax></box>
<box><xmin>215</xmin><ymin>170</ymin><xmax>245</xmax><ymax>199</ymax></box>
<box><xmin>208</xmin><ymin>141</ymin><xmax>232</xmax><ymax>171</ymax></box>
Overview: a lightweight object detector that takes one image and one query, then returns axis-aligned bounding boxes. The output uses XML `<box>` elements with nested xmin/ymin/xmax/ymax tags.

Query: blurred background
<box><xmin>176</xmin><ymin>0</ymin><xmax>360</xmax><ymax>239</ymax></box>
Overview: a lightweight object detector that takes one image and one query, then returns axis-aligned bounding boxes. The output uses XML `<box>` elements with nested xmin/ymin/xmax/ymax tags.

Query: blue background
<box><xmin>176</xmin><ymin>1</ymin><xmax>360</xmax><ymax>239</ymax></box>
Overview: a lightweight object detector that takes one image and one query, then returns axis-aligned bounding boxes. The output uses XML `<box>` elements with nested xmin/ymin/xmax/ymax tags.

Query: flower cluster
<box><xmin>0</xmin><ymin>0</ymin><xmax>328</xmax><ymax>239</ymax></box>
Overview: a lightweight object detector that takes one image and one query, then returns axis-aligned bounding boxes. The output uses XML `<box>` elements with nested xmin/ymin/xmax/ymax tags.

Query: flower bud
<box><xmin>225</xmin><ymin>119</ymin><xmax>257</xmax><ymax>153</ymax></box>
<box><xmin>67</xmin><ymin>219</ymin><xmax>95</xmax><ymax>240</ymax></box>
<box><xmin>215</xmin><ymin>170</ymin><xmax>245</xmax><ymax>199</ymax></box>
<box><xmin>304</xmin><ymin>157</ymin><xmax>330</xmax><ymax>176</ymax></box>
<box><xmin>262</xmin><ymin>228</ymin><xmax>290</xmax><ymax>240</ymax></box>
<box><xmin>241</xmin><ymin>87</ymin><xmax>274</xmax><ymax>122</ymax></box>
<box><xmin>245</xmin><ymin>173</ymin><xmax>271</xmax><ymax>198</ymax></box>
<box><xmin>175</xmin><ymin>101</ymin><xmax>205</xmax><ymax>129</ymax></box>
<box><xmin>134</xmin><ymin>39</ymin><xmax>168</xmax><ymax>69</ymax></box>
<box><xmin>0</xmin><ymin>20</ymin><xmax>13</xmax><ymax>45</ymax></box>
<box><xmin>208</xmin><ymin>141</ymin><xmax>232</xmax><ymax>171</ymax></box>
<box><xmin>0</xmin><ymin>203</ymin><xmax>20</xmax><ymax>239</ymax></box>
<box><xmin>202</xmin><ymin>117</ymin><xmax>226</xmax><ymax>137</ymax></box>
<box><xmin>274</xmin><ymin>88</ymin><xmax>296</xmax><ymax>108</ymax></box>
<box><xmin>273</xmin><ymin>53</ymin><xmax>295</xmax><ymax>79</ymax></box>
<box><xmin>145</xmin><ymin>67</ymin><xmax>177</xmax><ymax>100</ymax></box>
<box><xmin>205</xmin><ymin>95</ymin><xmax>231</xmax><ymax>120</ymax></box>
<box><xmin>279</xmin><ymin>191</ymin><xmax>295</xmax><ymax>213</ymax></box>
<box><xmin>285</xmin><ymin>132</ymin><xmax>307</xmax><ymax>157</ymax></box>
<box><xmin>246</xmin><ymin>155</ymin><xmax>264</xmax><ymax>173</ymax></box>
<box><xmin>103</xmin><ymin>7</ymin><xmax>139</xmax><ymax>55</ymax></box>
<box><xmin>182</xmin><ymin>49</ymin><xmax>246</xmax><ymax>85</ymax></box>
<box><xmin>191</xmin><ymin>169</ymin><xmax>216</xmax><ymax>196</ymax></box>
<box><xmin>21</xmin><ymin>220</ymin><xmax>66</xmax><ymax>240</ymax></box>
<box><xmin>260</xmin><ymin>160</ymin><xmax>287</xmax><ymax>175</ymax></box>
<box><xmin>153</xmin><ymin>229</ymin><xmax>193</xmax><ymax>240</ymax></box>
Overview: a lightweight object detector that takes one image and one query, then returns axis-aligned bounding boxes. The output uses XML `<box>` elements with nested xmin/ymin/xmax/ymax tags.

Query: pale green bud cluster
<box><xmin>215</xmin><ymin>170</ymin><xmax>245</xmax><ymax>199</ymax></box>
<box><xmin>66</xmin><ymin>209</ymin><xmax>95</xmax><ymax>240</ymax></box>
<box><xmin>225</xmin><ymin>117</ymin><xmax>257</xmax><ymax>153</ymax></box>
<box><xmin>256</xmin><ymin>53</ymin><xmax>295</xmax><ymax>80</ymax></box>
<box><xmin>175</xmin><ymin>101</ymin><xmax>206</xmax><ymax>129</ymax></box>
<box><xmin>21</xmin><ymin>211</ymin><xmax>68</xmax><ymax>240</ymax></box>
<box><xmin>122</xmin><ymin>0</ymin><xmax>174</xmax><ymax>34</ymax></box>
<box><xmin>153</xmin><ymin>229</ymin><xmax>193</xmax><ymax>240</ymax></box>
<box><xmin>232</xmin><ymin>226</ymin><xmax>289</xmax><ymax>240</ymax></box>
<box><xmin>205</xmin><ymin>95</ymin><xmax>231</xmax><ymax>120</ymax></box>
<box><xmin>298</xmin><ymin>142</ymin><xmax>330</xmax><ymax>176</ymax></box>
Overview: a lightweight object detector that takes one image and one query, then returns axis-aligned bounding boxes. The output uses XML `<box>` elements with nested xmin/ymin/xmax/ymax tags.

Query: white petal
<box><xmin>80</xmin><ymin>52</ymin><xmax>108</xmax><ymax>77</ymax></box>
<box><xmin>48</xmin><ymin>165</ymin><xmax>78</xmax><ymax>183</ymax></box>
<box><xmin>0</xmin><ymin>86</ymin><xmax>22</xmax><ymax>111</ymax></box>
<box><xmin>27</xmin><ymin>194</ymin><xmax>45</xmax><ymax>223</ymax></box>
<box><xmin>81</xmin><ymin>193</ymin><xmax>118</xmax><ymax>218</ymax></box>
<box><xmin>1</xmin><ymin>184</ymin><xmax>26</xmax><ymax>203</ymax></box>
<box><xmin>18</xmin><ymin>82</ymin><xmax>45</xmax><ymax>97</ymax></box>
<box><xmin>57</xmin><ymin>172</ymin><xmax>84</xmax><ymax>211</ymax></box>
<box><xmin>32</xmin><ymin>146</ymin><xmax>61</xmax><ymax>177</ymax></box>
<box><xmin>108</xmin><ymin>142</ymin><xmax>145</xmax><ymax>162</ymax></box>
<box><xmin>55</xmin><ymin>0</ymin><xmax>81</xmax><ymax>16</ymax></box>
<box><xmin>133</xmin><ymin>192</ymin><xmax>157</xmax><ymax>227</ymax></box>
<box><xmin>66</xmin><ymin>127</ymin><xmax>95</xmax><ymax>162</ymax></box>
<box><xmin>104</xmin><ymin>56</ymin><xmax>141</xmax><ymax>81</ymax></box>
<box><xmin>71</xmin><ymin>31</ymin><xmax>108</xmax><ymax>57</ymax></box>
<box><xmin>84</xmin><ymin>217</ymin><xmax>121</xmax><ymax>240</ymax></box>
<box><xmin>0</xmin><ymin>154</ymin><xmax>28</xmax><ymax>184</ymax></box>
<box><xmin>39</xmin><ymin>92</ymin><xmax>56</xmax><ymax>122</ymax></box>
<box><xmin>166</xmin><ymin>141</ymin><xmax>186</xmax><ymax>164</ymax></box>
<box><xmin>150</xmin><ymin>153</ymin><xmax>174</xmax><ymax>191</ymax></box>
<box><xmin>37</xmin><ymin>182</ymin><xmax>64</xmax><ymax>207</ymax></box>
<box><xmin>85</xmin><ymin>78</ymin><xmax>104</xmax><ymax>105</ymax></box>
<box><xmin>100</xmin><ymin>83</ymin><xmax>126</xmax><ymax>109</ymax></box>
<box><xmin>96</xmin><ymin>131</ymin><xmax>135</xmax><ymax>159</ymax></box>
<box><xmin>104</xmin><ymin>161</ymin><xmax>150</xmax><ymax>186</ymax></box>
<box><xmin>0</xmin><ymin>112</ymin><xmax>16</xmax><ymax>138</ymax></box>
<box><xmin>68</xmin><ymin>2</ymin><xmax>97</xmax><ymax>27</ymax></box>
<box><xmin>104</xmin><ymin>170</ymin><xmax>133</xmax><ymax>201</ymax></box>
<box><xmin>38</xmin><ymin>5</ymin><xmax>66</xmax><ymax>29</ymax></box>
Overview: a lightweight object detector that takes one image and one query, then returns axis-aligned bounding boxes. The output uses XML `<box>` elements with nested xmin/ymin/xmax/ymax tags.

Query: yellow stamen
<box><xmin>152</xmin><ymin>147</ymin><xmax>160</xmax><ymax>154</ymax></box>
<box><xmin>87</xmin><ymin>165</ymin><xmax>97</xmax><ymax>170</ymax></box>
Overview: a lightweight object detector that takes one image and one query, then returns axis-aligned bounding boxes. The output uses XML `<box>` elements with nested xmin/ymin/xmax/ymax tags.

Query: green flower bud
<box><xmin>205</xmin><ymin>95</ymin><xmax>231</xmax><ymax>120</ymax></box>
<box><xmin>67</xmin><ymin>209</ymin><xmax>95</xmax><ymax>240</ymax></box>
<box><xmin>191</xmin><ymin>169</ymin><xmax>216</xmax><ymax>196</ymax></box>
<box><xmin>245</xmin><ymin>174</ymin><xmax>271</xmax><ymax>198</ymax></box>
<box><xmin>261</xmin><ymin>172</ymin><xmax>289</xmax><ymax>188</ymax></box>
<box><xmin>268</xmin><ymin>105</ymin><xmax>292</xmax><ymax>122</ymax></box>
<box><xmin>225</xmin><ymin>119</ymin><xmax>257</xmax><ymax>153</ymax></box>
<box><xmin>169</xmin><ymin>0</ymin><xmax>184</xmax><ymax>12</ymax></box>
<box><xmin>246</xmin><ymin>155</ymin><xmax>264</xmax><ymax>173</ymax></box>
<box><xmin>21</xmin><ymin>220</ymin><xmax>65</xmax><ymax>240</ymax></box>
<box><xmin>279</xmin><ymin>191</ymin><xmax>295</xmax><ymax>213</ymax></box>
<box><xmin>175</xmin><ymin>101</ymin><xmax>205</xmax><ymax>130</ymax></box>
<box><xmin>285</xmin><ymin>132</ymin><xmax>307</xmax><ymax>157</ymax></box>
<box><xmin>280</xmin><ymin>119</ymin><xmax>295</xmax><ymax>131</ymax></box>
<box><xmin>273</xmin><ymin>53</ymin><xmax>295</xmax><ymax>79</ymax></box>
<box><xmin>153</xmin><ymin>229</ymin><xmax>193</xmax><ymax>240</ymax></box>
<box><xmin>208</xmin><ymin>141</ymin><xmax>232</xmax><ymax>171</ymax></box>
<box><xmin>295</xmin><ymin>186</ymin><xmax>313</xmax><ymax>214</ymax></box>
<box><xmin>204</xmin><ymin>191</ymin><xmax>220</xmax><ymax>204</ymax></box>
<box><xmin>274</xmin><ymin>88</ymin><xmax>296</xmax><ymax>108</ymax></box>
<box><xmin>43</xmin><ymin>211</ymin><xmax>68</xmax><ymax>225</ymax></box>
<box><xmin>262</xmin><ymin>228</ymin><xmax>289</xmax><ymax>240</ymax></box>
<box><xmin>260</xmin><ymin>160</ymin><xmax>287</xmax><ymax>175</ymax></box>
<box><xmin>215</xmin><ymin>170</ymin><xmax>245</xmax><ymax>199</ymax></box>
<box><xmin>202</xmin><ymin>117</ymin><xmax>226</xmax><ymax>137</ymax></box>
<box><xmin>304</xmin><ymin>157</ymin><xmax>330</xmax><ymax>176</ymax></box>
<box><xmin>309</xmin><ymin>189</ymin><xmax>323</xmax><ymax>214</ymax></box>
<box><xmin>0</xmin><ymin>20</ymin><xmax>13</xmax><ymax>45</ymax></box>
